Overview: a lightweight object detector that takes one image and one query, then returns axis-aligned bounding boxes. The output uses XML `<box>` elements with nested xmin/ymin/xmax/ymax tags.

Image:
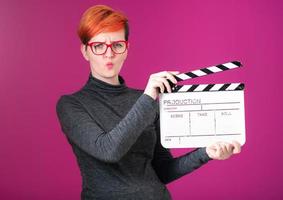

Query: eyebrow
<box><xmin>91</xmin><ymin>40</ymin><xmax>125</xmax><ymax>43</ymax></box>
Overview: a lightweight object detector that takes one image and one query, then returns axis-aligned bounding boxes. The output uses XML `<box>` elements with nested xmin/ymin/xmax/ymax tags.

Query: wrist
<box><xmin>143</xmin><ymin>90</ymin><xmax>157</xmax><ymax>100</ymax></box>
<box><xmin>205</xmin><ymin>147</ymin><xmax>214</xmax><ymax>160</ymax></box>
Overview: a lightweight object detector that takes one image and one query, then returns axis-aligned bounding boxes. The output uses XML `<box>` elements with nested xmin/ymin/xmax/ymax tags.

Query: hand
<box><xmin>206</xmin><ymin>141</ymin><xmax>241</xmax><ymax>160</ymax></box>
<box><xmin>144</xmin><ymin>71</ymin><xmax>179</xmax><ymax>100</ymax></box>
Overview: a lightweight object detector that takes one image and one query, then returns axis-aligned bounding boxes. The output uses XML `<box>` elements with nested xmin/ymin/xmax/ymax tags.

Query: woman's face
<box><xmin>81</xmin><ymin>29</ymin><xmax>128</xmax><ymax>84</ymax></box>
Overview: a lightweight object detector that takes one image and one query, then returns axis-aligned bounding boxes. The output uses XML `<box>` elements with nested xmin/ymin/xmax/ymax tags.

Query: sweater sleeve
<box><xmin>56</xmin><ymin>93</ymin><xmax>157</xmax><ymax>163</ymax></box>
<box><xmin>151</xmin><ymin>115</ymin><xmax>212</xmax><ymax>184</ymax></box>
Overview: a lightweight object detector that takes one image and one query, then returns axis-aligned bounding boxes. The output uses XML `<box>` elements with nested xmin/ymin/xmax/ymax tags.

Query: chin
<box><xmin>91</xmin><ymin>67</ymin><xmax>120</xmax><ymax>81</ymax></box>
<box><xmin>105</xmin><ymin>68</ymin><xmax>120</xmax><ymax>76</ymax></box>
<box><xmin>102</xmin><ymin>72</ymin><xmax>119</xmax><ymax>79</ymax></box>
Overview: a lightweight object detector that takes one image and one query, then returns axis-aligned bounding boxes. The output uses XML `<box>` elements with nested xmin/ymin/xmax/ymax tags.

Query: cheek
<box><xmin>89</xmin><ymin>56</ymin><xmax>102</xmax><ymax>68</ymax></box>
<box><xmin>116</xmin><ymin>56</ymin><xmax>126</xmax><ymax>70</ymax></box>
<box><xmin>118</xmin><ymin>53</ymin><xmax>127</xmax><ymax>65</ymax></box>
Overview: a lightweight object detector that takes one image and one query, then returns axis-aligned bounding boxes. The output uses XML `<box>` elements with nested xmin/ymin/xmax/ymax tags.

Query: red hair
<box><xmin>78</xmin><ymin>5</ymin><xmax>129</xmax><ymax>44</ymax></box>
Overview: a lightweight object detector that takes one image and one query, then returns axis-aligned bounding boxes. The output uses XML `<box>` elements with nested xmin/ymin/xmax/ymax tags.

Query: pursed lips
<box><xmin>106</xmin><ymin>62</ymin><xmax>114</xmax><ymax>69</ymax></box>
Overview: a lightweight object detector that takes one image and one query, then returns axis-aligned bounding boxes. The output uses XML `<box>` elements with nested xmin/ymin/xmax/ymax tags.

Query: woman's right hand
<box><xmin>144</xmin><ymin>71</ymin><xmax>179</xmax><ymax>100</ymax></box>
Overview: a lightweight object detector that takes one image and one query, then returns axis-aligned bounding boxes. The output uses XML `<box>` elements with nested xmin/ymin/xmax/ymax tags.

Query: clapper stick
<box><xmin>164</xmin><ymin>61</ymin><xmax>243</xmax><ymax>92</ymax></box>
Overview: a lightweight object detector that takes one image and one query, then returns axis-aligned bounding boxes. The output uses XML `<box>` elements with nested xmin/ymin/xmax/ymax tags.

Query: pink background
<box><xmin>1</xmin><ymin>0</ymin><xmax>282</xmax><ymax>199</ymax></box>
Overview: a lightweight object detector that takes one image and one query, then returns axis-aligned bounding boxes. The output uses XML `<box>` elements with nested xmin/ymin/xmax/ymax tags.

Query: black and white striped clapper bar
<box><xmin>159</xmin><ymin>61</ymin><xmax>246</xmax><ymax>148</ymax></box>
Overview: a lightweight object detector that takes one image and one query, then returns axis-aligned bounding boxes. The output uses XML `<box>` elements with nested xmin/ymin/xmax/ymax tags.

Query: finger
<box><xmin>150</xmin><ymin>79</ymin><xmax>164</xmax><ymax>93</ymax></box>
<box><xmin>162</xmin><ymin>77</ymin><xmax>173</xmax><ymax>93</ymax></box>
<box><xmin>231</xmin><ymin>141</ymin><xmax>241</xmax><ymax>154</ymax></box>
<box><xmin>153</xmin><ymin>77</ymin><xmax>169</xmax><ymax>93</ymax></box>
<box><xmin>220</xmin><ymin>142</ymin><xmax>233</xmax><ymax>159</ymax></box>
<box><xmin>225</xmin><ymin>144</ymin><xmax>234</xmax><ymax>158</ymax></box>
<box><xmin>227</xmin><ymin>143</ymin><xmax>234</xmax><ymax>153</ymax></box>
<box><xmin>217</xmin><ymin>144</ymin><xmax>228</xmax><ymax>159</ymax></box>
<box><xmin>222</xmin><ymin>142</ymin><xmax>233</xmax><ymax>153</ymax></box>
<box><xmin>158</xmin><ymin>77</ymin><xmax>172</xmax><ymax>93</ymax></box>
<box><xmin>213</xmin><ymin>143</ymin><xmax>222</xmax><ymax>158</ymax></box>
<box><xmin>164</xmin><ymin>72</ymin><xmax>178</xmax><ymax>84</ymax></box>
<box><xmin>168</xmin><ymin>71</ymin><xmax>180</xmax><ymax>75</ymax></box>
<box><xmin>231</xmin><ymin>140</ymin><xmax>241</xmax><ymax>154</ymax></box>
<box><xmin>156</xmin><ymin>81</ymin><xmax>165</xmax><ymax>93</ymax></box>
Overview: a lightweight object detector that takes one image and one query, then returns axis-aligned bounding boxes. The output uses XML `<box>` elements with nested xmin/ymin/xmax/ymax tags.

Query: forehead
<box><xmin>90</xmin><ymin>29</ymin><xmax>125</xmax><ymax>42</ymax></box>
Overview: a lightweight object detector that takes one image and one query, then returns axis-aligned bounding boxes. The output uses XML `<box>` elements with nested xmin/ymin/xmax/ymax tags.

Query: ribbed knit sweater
<box><xmin>56</xmin><ymin>73</ymin><xmax>211</xmax><ymax>200</ymax></box>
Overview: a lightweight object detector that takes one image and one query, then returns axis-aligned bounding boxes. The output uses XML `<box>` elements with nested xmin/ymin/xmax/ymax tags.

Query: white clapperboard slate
<box><xmin>159</xmin><ymin>61</ymin><xmax>246</xmax><ymax>148</ymax></box>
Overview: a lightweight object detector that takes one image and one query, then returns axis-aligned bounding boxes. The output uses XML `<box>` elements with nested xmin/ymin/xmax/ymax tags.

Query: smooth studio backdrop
<box><xmin>1</xmin><ymin>0</ymin><xmax>282</xmax><ymax>199</ymax></box>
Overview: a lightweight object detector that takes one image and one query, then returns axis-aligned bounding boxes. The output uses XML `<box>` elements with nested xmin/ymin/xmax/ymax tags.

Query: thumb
<box><xmin>206</xmin><ymin>143</ymin><xmax>219</xmax><ymax>157</ymax></box>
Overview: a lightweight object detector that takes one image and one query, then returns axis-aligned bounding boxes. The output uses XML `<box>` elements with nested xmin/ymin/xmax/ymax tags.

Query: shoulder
<box><xmin>56</xmin><ymin>93</ymin><xmax>82</xmax><ymax>113</ymax></box>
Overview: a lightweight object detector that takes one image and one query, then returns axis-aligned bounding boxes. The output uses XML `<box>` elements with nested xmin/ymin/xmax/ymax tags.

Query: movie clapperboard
<box><xmin>159</xmin><ymin>61</ymin><xmax>246</xmax><ymax>148</ymax></box>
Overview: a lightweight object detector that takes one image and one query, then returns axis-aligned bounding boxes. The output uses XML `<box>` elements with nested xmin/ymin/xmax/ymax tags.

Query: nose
<box><xmin>104</xmin><ymin>46</ymin><xmax>114</xmax><ymax>58</ymax></box>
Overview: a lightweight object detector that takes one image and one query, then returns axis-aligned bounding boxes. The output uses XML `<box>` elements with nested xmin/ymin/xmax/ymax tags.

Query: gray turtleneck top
<box><xmin>56</xmin><ymin>73</ymin><xmax>211</xmax><ymax>200</ymax></box>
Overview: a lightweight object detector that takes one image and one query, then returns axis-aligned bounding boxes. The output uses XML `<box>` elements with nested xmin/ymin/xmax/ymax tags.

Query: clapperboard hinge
<box><xmin>168</xmin><ymin>61</ymin><xmax>244</xmax><ymax>92</ymax></box>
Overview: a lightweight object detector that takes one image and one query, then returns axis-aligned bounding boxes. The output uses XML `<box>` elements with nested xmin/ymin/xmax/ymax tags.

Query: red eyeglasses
<box><xmin>87</xmin><ymin>40</ymin><xmax>128</xmax><ymax>55</ymax></box>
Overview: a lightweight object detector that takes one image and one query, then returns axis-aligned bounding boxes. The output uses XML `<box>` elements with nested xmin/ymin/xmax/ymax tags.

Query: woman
<box><xmin>56</xmin><ymin>5</ymin><xmax>241</xmax><ymax>200</ymax></box>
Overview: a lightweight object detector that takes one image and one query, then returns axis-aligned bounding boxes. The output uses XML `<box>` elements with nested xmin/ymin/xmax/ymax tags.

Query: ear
<box><xmin>80</xmin><ymin>44</ymin><xmax>89</xmax><ymax>61</ymax></box>
<box><xmin>123</xmin><ymin>41</ymin><xmax>129</xmax><ymax>60</ymax></box>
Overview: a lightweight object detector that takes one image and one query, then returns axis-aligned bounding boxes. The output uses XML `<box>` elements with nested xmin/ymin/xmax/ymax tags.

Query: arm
<box><xmin>151</xmin><ymin>116</ymin><xmax>212</xmax><ymax>184</ymax></box>
<box><xmin>56</xmin><ymin>93</ymin><xmax>157</xmax><ymax>163</ymax></box>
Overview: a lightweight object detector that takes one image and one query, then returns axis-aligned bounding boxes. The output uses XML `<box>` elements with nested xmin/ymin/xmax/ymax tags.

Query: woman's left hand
<box><xmin>206</xmin><ymin>141</ymin><xmax>241</xmax><ymax>160</ymax></box>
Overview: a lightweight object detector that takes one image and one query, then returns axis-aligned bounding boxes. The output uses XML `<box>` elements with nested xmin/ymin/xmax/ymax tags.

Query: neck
<box><xmin>91</xmin><ymin>72</ymin><xmax>120</xmax><ymax>85</ymax></box>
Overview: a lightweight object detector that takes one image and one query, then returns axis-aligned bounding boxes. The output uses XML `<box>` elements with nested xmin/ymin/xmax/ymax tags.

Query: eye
<box><xmin>112</xmin><ymin>42</ymin><xmax>125</xmax><ymax>49</ymax></box>
<box><xmin>93</xmin><ymin>43</ymin><xmax>105</xmax><ymax>50</ymax></box>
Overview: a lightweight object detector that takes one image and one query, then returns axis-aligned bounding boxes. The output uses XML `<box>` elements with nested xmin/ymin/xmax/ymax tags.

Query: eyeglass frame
<box><xmin>86</xmin><ymin>40</ymin><xmax>129</xmax><ymax>55</ymax></box>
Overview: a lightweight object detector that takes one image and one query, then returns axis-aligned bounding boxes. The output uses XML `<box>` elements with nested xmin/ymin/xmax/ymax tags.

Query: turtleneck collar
<box><xmin>83</xmin><ymin>72</ymin><xmax>127</xmax><ymax>93</ymax></box>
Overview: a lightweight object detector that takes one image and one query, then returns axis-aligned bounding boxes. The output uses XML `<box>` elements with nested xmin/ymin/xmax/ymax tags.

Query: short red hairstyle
<box><xmin>78</xmin><ymin>5</ymin><xmax>129</xmax><ymax>44</ymax></box>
